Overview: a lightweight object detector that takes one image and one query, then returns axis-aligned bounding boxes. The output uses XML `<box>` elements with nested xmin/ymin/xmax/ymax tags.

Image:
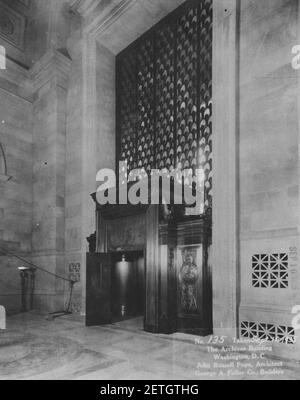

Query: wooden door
<box><xmin>86</xmin><ymin>253</ymin><xmax>111</xmax><ymax>326</ymax></box>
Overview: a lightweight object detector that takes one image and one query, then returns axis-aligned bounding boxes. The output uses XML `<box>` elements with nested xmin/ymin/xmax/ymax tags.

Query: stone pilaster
<box><xmin>212</xmin><ymin>0</ymin><xmax>239</xmax><ymax>339</ymax></box>
<box><xmin>30</xmin><ymin>50</ymin><xmax>71</xmax><ymax>312</ymax></box>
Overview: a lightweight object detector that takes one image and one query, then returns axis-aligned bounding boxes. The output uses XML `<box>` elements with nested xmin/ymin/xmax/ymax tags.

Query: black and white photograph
<box><xmin>0</xmin><ymin>0</ymin><xmax>300</xmax><ymax>383</ymax></box>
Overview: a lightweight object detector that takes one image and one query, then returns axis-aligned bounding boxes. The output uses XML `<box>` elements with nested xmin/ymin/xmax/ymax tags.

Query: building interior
<box><xmin>0</xmin><ymin>0</ymin><xmax>300</xmax><ymax>380</ymax></box>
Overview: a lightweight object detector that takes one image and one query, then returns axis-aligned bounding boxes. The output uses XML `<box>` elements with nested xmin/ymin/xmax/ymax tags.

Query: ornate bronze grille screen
<box><xmin>116</xmin><ymin>0</ymin><xmax>212</xmax><ymax>212</ymax></box>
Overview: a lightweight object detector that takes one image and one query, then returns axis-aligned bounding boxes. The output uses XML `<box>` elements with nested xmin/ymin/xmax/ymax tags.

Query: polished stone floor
<box><xmin>0</xmin><ymin>312</ymin><xmax>300</xmax><ymax>380</ymax></box>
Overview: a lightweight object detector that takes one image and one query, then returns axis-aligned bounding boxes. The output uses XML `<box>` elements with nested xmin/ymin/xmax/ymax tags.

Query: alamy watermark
<box><xmin>292</xmin><ymin>45</ymin><xmax>300</xmax><ymax>70</ymax></box>
<box><xmin>96</xmin><ymin>161</ymin><xmax>205</xmax><ymax>211</ymax></box>
<box><xmin>0</xmin><ymin>45</ymin><xmax>6</xmax><ymax>70</ymax></box>
<box><xmin>292</xmin><ymin>305</ymin><xmax>300</xmax><ymax>331</ymax></box>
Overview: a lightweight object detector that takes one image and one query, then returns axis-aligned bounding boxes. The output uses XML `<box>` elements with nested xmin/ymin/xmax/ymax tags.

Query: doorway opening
<box><xmin>111</xmin><ymin>251</ymin><xmax>145</xmax><ymax>326</ymax></box>
<box><xmin>86</xmin><ymin>250</ymin><xmax>145</xmax><ymax>329</ymax></box>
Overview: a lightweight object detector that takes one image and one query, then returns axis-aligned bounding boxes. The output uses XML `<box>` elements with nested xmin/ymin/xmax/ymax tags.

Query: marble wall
<box><xmin>239</xmin><ymin>0</ymin><xmax>300</xmax><ymax>358</ymax></box>
<box><xmin>0</xmin><ymin>60</ymin><xmax>33</xmax><ymax>314</ymax></box>
<box><xmin>0</xmin><ymin>0</ymin><xmax>74</xmax><ymax>314</ymax></box>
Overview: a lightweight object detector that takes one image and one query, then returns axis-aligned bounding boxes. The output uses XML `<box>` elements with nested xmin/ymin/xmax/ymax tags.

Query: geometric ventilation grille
<box><xmin>252</xmin><ymin>253</ymin><xmax>289</xmax><ymax>289</ymax></box>
<box><xmin>241</xmin><ymin>321</ymin><xmax>296</xmax><ymax>345</ymax></box>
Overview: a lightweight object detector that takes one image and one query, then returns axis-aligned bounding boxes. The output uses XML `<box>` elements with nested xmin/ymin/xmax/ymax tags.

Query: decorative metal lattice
<box><xmin>156</xmin><ymin>23</ymin><xmax>176</xmax><ymax>171</ymax></box>
<box><xmin>241</xmin><ymin>321</ymin><xmax>296</xmax><ymax>345</ymax></box>
<box><xmin>176</xmin><ymin>5</ymin><xmax>198</xmax><ymax>175</ymax></box>
<box><xmin>137</xmin><ymin>38</ymin><xmax>155</xmax><ymax>174</ymax></box>
<box><xmin>198</xmin><ymin>0</ymin><xmax>213</xmax><ymax>209</ymax></box>
<box><xmin>118</xmin><ymin>50</ymin><xmax>137</xmax><ymax>174</ymax></box>
<box><xmin>252</xmin><ymin>253</ymin><xmax>289</xmax><ymax>289</ymax></box>
<box><xmin>117</xmin><ymin>0</ymin><xmax>213</xmax><ymax>213</ymax></box>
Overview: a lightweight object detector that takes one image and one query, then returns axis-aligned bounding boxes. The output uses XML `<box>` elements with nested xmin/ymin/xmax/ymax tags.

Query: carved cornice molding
<box><xmin>70</xmin><ymin>0</ymin><xmax>136</xmax><ymax>39</ymax></box>
<box><xmin>69</xmin><ymin>0</ymin><xmax>99</xmax><ymax>18</ymax></box>
<box><xmin>30</xmin><ymin>50</ymin><xmax>72</xmax><ymax>93</ymax></box>
<box><xmin>0</xmin><ymin>56</ymin><xmax>30</xmax><ymax>92</ymax></box>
